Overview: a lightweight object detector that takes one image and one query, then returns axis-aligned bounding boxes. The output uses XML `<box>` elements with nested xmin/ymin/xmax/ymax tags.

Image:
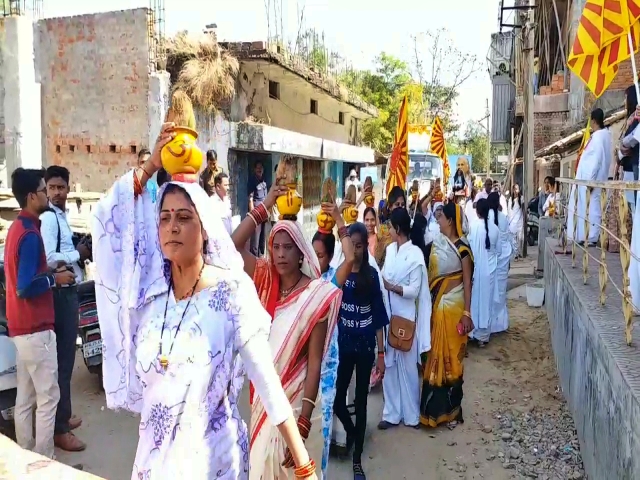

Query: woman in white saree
<box><xmin>488</xmin><ymin>192</ymin><xmax>512</xmax><ymax>334</ymax></box>
<box><xmin>92</xmin><ymin>124</ymin><xmax>316</xmax><ymax>480</ymax></box>
<box><xmin>469</xmin><ymin>198</ymin><xmax>502</xmax><ymax>346</ymax></box>
<box><xmin>508</xmin><ymin>185</ymin><xmax>524</xmax><ymax>258</ymax></box>
<box><xmin>378</xmin><ymin>208</ymin><xmax>432</xmax><ymax>429</ymax></box>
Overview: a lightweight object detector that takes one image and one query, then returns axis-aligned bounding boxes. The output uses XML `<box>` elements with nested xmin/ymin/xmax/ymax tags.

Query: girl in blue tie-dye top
<box><xmin>312</xmin><ymin>203</ymin><xmax>355</xmax><ymax>479</ymax></box>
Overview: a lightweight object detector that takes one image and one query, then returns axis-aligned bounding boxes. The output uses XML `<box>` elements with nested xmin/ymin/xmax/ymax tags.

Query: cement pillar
<box><xmin>147</xmin><ymin>70</ymin><xmax>171</xmax><ymax>149</ymax></box>
<box><xmin>2</xmin><ymin>15</ymin><xmax>42</xmax><ymax>184</ymax></box>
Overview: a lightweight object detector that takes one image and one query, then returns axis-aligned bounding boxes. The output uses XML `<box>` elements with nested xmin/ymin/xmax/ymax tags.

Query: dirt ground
<box><xmin>53</xmin><ymin>293</ymin><xmax>569</xmax><ymax>480</ymax></box>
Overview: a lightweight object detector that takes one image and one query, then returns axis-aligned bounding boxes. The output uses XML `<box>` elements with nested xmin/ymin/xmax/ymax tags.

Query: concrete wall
<box><xmin>545</xmin><ymin>238</ymin><xmax>640</xmax><ymax>479</ymax></box>
<box><xmin>234</xmin><ymin>61</ymin><xmax>359</xmax><ymax>145</ymax></box>
<box><xmin>35</xmin><ymin>9</ymin><xmax>151</xmax><ymax>191</ymax></box>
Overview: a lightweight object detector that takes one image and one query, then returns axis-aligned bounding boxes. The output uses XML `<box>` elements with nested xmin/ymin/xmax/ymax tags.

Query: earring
<box><xmin>299</xmin><ymin>258</ymin><xmax>303</xmax><ymax>265</ymax></box>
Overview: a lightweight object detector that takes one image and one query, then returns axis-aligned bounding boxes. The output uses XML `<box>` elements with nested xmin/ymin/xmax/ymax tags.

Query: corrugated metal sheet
<box><xmin>491</xmin><ymin>75</ymin><xmax>515</xmax><ymax>144</ymax></box>
<box><xmin>489</xmin><ymin>32</ymin><xmax>514</xmax><ymax>76</ymax></box>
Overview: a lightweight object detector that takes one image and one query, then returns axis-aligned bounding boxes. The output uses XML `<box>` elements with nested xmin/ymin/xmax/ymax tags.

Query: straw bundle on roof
<box><xmin>166</xmin><ymin>32</ymin><xmax>239</xmax><ymax>113</ymax></box>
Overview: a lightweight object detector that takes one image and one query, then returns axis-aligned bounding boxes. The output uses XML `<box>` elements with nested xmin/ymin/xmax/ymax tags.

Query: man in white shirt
<box><xmin>40</xmin><ymin>166</ymin><xmax>89</xmax><ymax>453</ymax></box>
<box><xmin>211</xmin><ymin>172</ymin><xmax>233</xmax><ymax>235</ymax></box>
<box><xmin>344</xmin><ymin>168</ymin><xmax>361</xmax><ymax>195</ymax></box>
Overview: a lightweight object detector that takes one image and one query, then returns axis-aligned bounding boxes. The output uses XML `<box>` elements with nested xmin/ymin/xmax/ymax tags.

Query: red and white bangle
<box><xmin>249</xmin><ymin>203</ymin><xmax>269</xmax><ymax>225</ymax></box>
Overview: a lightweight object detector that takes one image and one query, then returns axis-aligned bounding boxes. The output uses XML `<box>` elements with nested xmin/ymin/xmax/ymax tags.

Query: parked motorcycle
<box><xmin>527</xmin><ymin>196</ymin><xmax>540</xmax><ymax>247</ymax></box>
<box><xmin>77</xmin><ymin>280</ymin><xmax>102</xmax><ymax>385</ymax></box>
<box><xmin>0</xmin><ymin>246</ymin><xmax>16</xmax><ymax>439</ymax></box>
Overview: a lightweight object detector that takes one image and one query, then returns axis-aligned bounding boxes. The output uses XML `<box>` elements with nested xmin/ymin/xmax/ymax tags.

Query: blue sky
<box><xmin>43</xmin><ymin>0</ymin><xmax>498</xmax><ymax>129</ymax></box>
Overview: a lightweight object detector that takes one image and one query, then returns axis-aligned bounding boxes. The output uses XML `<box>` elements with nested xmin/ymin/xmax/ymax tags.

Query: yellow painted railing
<box><xmin>554</xmin><ymin>177</ymin><xmax>640</xmax><ymax>345</ymax></box>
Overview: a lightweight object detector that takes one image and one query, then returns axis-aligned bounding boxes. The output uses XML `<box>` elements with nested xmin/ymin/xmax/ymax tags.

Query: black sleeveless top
<box><xmin>621</xmin><ymin>119</ymin><xmax>639</xmax><ymax>172</ymax></box>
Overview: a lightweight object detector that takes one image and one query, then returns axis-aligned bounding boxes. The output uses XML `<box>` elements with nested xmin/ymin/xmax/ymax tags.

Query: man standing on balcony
<box><xmin>566</xmin><ymin>108</ymin><xmax>612</xmax><ymax>246</ymax></box>
<box><xmin>40</xmin><ymin>166</ymin><xmax>89</xmax><ymax>452</ymax></box>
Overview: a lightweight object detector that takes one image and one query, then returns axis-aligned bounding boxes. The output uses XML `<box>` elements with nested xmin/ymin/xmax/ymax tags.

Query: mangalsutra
<box><xmin>279</xmin><ymin>273</ymin><xmax>303</xmax><ymax>299</ymax></box>
<box><xmin>158</xmin><ymin>264</ymin><xmax>205</xmax><ymax>370</ymax></box>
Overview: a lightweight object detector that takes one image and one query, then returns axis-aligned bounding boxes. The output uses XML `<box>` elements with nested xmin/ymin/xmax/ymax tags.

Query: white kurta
<box><xmin>507</xmin><ymin>197</ymin><xmax>524</xmax><ymax>247</ymax></box>
<box><xmin>380</xmin><ymin>242</ymin><xmax>432</xmax><ymax>427</ymax></box>
<box><xmin>465</xmin><ymin>199</ymin><xmax>478</xmax><ymax>226</ymax></box>
<box><xmin>566</xmin><ymin>128</ymin><xmax>612</xmax><ymax>243</ymax></box>
<box><xmin>630</xmin><ymin>190</ymin><xmax>640</xmax><ymax>313</ymax></box>
<box><xmin>469</xmin><ymin>216</ymin><xmax>501</xmax><ymax>343</ymax></box>
<box><xmin>490</xmin><ymin>210</ymin><xmax>512</xmax><ymax>334</ymax></box>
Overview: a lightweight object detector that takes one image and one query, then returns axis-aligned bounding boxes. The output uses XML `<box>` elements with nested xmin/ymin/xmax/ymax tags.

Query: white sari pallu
<box><xmin>566</xmin><ymin>128</ymin><xmax>612</xmax><ymax>244</ymax></box>
<box><xmin>93</xmin><ymin>172</ymin><xmax>278</xmax><ymax>480</ymax></box>
<box><xmin>381</xmin><ymin>241</ymin><xmax>432</xmax><ymax>427</ymax></box>
<box><xmin>469</xmin><ymin>216</ymin><xmax>501</xmax><ymax>343</ymax></box>
<box><xmin>249</xmin><ymin>221</ymin><xmax>342</xmax><ymax>480</ymax></box>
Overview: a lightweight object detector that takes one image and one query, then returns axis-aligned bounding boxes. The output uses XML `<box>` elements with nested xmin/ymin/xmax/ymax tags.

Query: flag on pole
<box><xmin>574</xmin><ymin>118</ymin><xmax>592</xmax><ymax>175</ymax></box>
<box><xmin>568</xmin><ymin>0</ymin><xmax>640</xmax><ymax>98</ymax></box>
<box><xmin>430</xmin><ymin>115</ymin><xmax>450</xmax><ymax>189</ymax></box>
<box><xmin>385</xmin><ymin>95</ymin><xmax>409</xmax><ymax>199</ymax></box>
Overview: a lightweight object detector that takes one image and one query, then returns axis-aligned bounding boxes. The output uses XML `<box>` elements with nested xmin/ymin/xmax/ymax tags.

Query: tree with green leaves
<box><xmin>448</xmin><ymin>121</ymin><xmax>510</xmax><ymax>175</ymax></box>
<box><xmin>341</xmin><ymin>53</ymin><xmax>427</xmax><ymax>153</ymax></box>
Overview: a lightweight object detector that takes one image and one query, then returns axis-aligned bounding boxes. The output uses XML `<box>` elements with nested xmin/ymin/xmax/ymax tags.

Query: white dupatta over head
<box><xmin>381</xmin><ymin>241</ymin><xmax>432</xmax><ymax>366</ymax></box>
<box><xmin>92</xmin><ymin>171</ymin><xmax>244</xmax><ymax>412</ymax></box>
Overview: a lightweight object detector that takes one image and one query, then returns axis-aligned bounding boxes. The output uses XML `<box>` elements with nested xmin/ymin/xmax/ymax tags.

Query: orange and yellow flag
<box><xmin>385</xmin><ymin>95</ymin><xmax>409</xmax><ymax>198</ymax></box>
<box><xmin>429</xmin><ymin>115</ymin><xmax>451</xmax><ymax>189</ymax></box>
<box><xmin>568</xmin><ymin>0</ymin><xmax>640</xmax><ymax>97</ymax></box>
<box><xmin>574</xmin><ymin>118</ymin><xmax>592</xmax><ymax>175</ymax></box>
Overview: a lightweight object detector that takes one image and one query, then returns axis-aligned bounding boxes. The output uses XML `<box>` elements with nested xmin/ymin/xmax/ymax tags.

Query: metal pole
<box><xmin>522</xmin><ymin>0</ymin><xmax>536</xmax><ymax>258</ymax></box>
<box><xmin>486</xmin><ymin>98</ymin><xmax>491</xmax><ymax>177</ymax></box>
<box><xmin>551</xmin><ymin>0</ymin><xmax>568</xmax><ymax>90</ymax></box>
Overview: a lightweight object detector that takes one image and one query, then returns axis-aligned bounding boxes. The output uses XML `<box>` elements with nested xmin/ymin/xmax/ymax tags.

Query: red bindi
<box><xmin>170</xmin><ymin>208</ymin><xmax>174</xmax><ymax>212</ymax></box>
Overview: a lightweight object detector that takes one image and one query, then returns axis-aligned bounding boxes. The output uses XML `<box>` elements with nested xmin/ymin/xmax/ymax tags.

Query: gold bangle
<box><xmin>301</xmin><ymin>397</ymin><xmax>316</xmax><ymax>408</ymax></box>
<box><xmin>462</xmin><ymin>310</ymin><xmax>472</xmax><ymax>318</ymax></box>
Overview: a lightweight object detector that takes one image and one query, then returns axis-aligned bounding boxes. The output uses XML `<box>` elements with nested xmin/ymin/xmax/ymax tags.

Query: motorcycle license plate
<box><xmin>1</xmin><ymin>406</ymin><xmax>14</xmax><ymax>421</ymax></box>
<box><xmin>82</xmin><ymin>339</ymin><xmax>102</xmax><ymax>358</ymax></box>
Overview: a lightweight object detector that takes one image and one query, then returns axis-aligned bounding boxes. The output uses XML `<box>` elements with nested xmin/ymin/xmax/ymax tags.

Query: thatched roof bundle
<box><xmin>164</xmin><ymin>32</ymin><xmax>239</xmax><ymax>113</ymax></box>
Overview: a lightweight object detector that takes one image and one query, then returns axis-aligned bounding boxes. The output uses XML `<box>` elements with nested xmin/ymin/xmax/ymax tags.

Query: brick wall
<box><xmin>36</xmin><ymin>9</ymin><xmax>151</xmax><ymax>191</ymax></box>
<box><xmin>607</xmin><ymin>53</ymin><xmax>640</xmax><ymax>91</ymax></box>
<box><xmin>534</xmin><ymin>111</ymin><xmax>569</xmax><ymax>152</ymax></box>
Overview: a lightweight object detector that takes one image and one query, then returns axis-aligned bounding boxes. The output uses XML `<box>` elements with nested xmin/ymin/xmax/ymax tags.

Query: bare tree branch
<box><xmin>412</xmin><ymin>28</ymin><xmax>480</xmax><ymax>126</ymax></box>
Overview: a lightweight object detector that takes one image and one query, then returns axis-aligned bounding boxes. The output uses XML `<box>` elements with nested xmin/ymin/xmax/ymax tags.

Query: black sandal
<box><xmin>353</xmin><ymin>462</ymin><xmax>367</xmax><ymax>480</ymax></box>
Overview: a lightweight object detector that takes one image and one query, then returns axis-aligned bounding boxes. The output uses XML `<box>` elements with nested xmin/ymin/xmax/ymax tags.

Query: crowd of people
<box><xmin>4</xmin><ymin>122</ymin><xmax>526</xmax><ymax>480</ymax></box>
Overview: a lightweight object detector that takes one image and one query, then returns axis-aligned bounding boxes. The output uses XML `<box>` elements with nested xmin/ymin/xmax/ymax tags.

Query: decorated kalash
<box><xmin>273</xmin><ymin>156</ymin><xmax>303</xmax><ymax>220</ymax></box>
<box><xmin>341</xmin><ymin>184</ymin><xmax>359</xmax><ymax>226</ymax></box>
<box><xmin>362</xmin><ymin>176</ymin><xmax>375</xmax><ymax>209</ymax></box>
<box><xmin>408</xmin><ymin>179</ymin><xmax>421</xmax><ymax>214</ymax></box>
<box><xmin>160</xmin><ymin>91</ymin><xmax>204</xmax><ymax>183</ymax></box>
<box><xmin>316</xmin><ymin>178</ymin><xmax>338</xmax><ymax>233</ymax></box>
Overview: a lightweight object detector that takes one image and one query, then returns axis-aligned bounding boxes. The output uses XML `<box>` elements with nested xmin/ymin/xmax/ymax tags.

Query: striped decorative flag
<box><xmin>568</xmin><ymin>0</ymin><xmax>640</xmax><ymax>97</ymax></box>
<box><xmin>385</xmin><ymin>95</ymin><xmax>409</xmax><ymax>198</ymax></box>
<box><xmin>430</xmin><ymin>115</ymin><xmax>451</xmax><ymax>189</ymax></box>
<box><xmin>574</xmin><ymin>118</ymin><xmax>592</xmax><ymax>175</ymax></box>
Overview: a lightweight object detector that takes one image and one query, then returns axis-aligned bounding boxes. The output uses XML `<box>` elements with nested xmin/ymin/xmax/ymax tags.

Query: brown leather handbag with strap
<box><xmin>387</xmin><ymin>291</ymin><xmax>416</xmax><ymax>352</ymax></box>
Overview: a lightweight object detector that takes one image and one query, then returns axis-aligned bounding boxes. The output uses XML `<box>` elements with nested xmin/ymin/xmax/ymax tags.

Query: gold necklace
<box><xmin>279</xmin><ymin>274</ymin><xmax>303</xmax><ymax>299</ymax></box>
